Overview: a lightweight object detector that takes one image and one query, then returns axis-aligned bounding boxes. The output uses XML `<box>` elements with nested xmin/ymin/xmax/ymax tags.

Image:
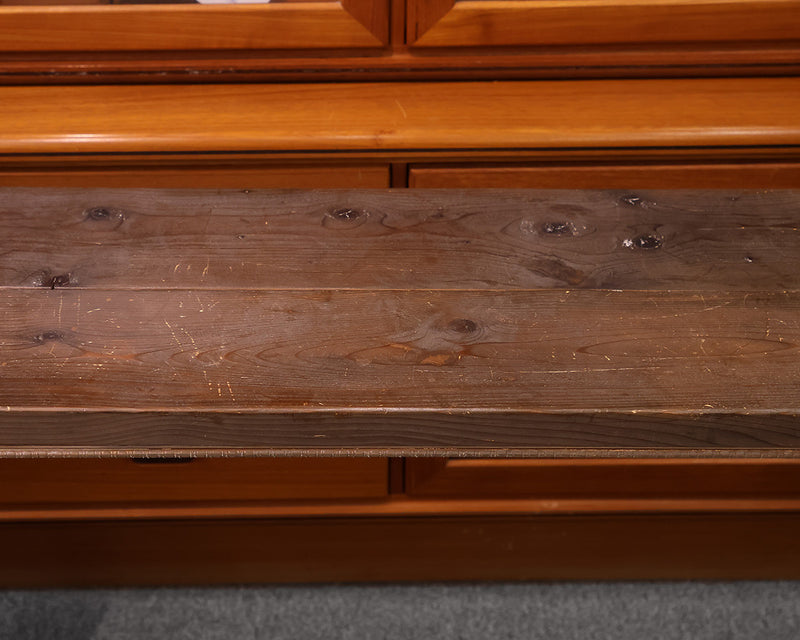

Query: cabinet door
<box><xmin>406</xmin><ymin>458</ymin><xmax>800</xmax><ymax>510</ymax></box>
<box><xmin>408</xmin><ymin>0</ymin><xmax>800</xmax><ymax>49</ymax></box>
<box><xmin>0</xmin><ymin>0</ymin><xmax>388</xmax><ymax>52</ymax></box>
<box><xmin>0</xmin><ymin>163</ymin><xmax>390</xmax><ymax>189</ymax></box>
<box><xmin>409</xmin><ymin>162</ymin><xmax>800</xmax><ymax>189</ymax></box>
<box><xmin>0</xmin><ymin>457</ymin><xmax>389</xmax><ymax>514</ymax></box>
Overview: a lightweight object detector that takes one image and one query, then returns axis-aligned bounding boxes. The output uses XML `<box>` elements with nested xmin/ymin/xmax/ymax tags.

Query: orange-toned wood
<box><xmin>410</xmin><ymin>0</ymin><xmax>800</xmax><ymax>48</ymax></box>
<box><xmin>1</xmin><ymin>79</ymin><xmax>798</xmax><ymax>156</ymax></box>
<box><xmin>3</xmin><ymin>42</ymin><xmax>799</xmax><ymax>84</ymax></box>
<box><xmin>409</xmin><ymin>162</ymin><xmax>800</xmax><ymax>189</ymax></box>
<box><xmin>406</xmin><ymin>458</ymin><xmax>800</xmax><ymax>500</ymax></box>
<box><xmin>0</xmin><ymin>164</ymin><xmax>390</xmax><ymax>188</ymax></box>
<box><xmin>3</xmin><ymin>512</ymin><xmax>800</xmax><ymax>585</ymax></box>
<box><xmin>0</xmin><ymin>457</ymin><xmax>388</xmax><ymax>507</ymax></box>
<box><xmin>0</xmin><ymin>1</ymin><xmax>387</xmax><ymax>53</ymax></box>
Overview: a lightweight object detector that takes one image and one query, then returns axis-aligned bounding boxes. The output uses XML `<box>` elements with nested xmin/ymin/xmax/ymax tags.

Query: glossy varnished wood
<box><xmin>409</xmin><ymin>0</ymin><xmax>800</xmax><ymax>48</ymax></box>
<box><xmin>405</xmin><ymin>458</ymin><xmax>800</xmax><ymax>499</ymax></box>
<box><xmin>0</xmin><ymin>1</ymin><xmax>387</xmax><ymax>52</ymax></box>
<box><xmin>409</xmin><ymin>162</ymin><xmax>800</xmax><ymax>190</ymax></box>
<box><xmin>0</xmin><ymin>457</ymin><xmax>388</xmax><ymax>506</ymax></box>
<box><xmin>0</xmin><ymin>79</ymin><xmax>798</xmax><ymax>155</ymax></box>
<box><xmin>1</xmin><ymin>189</ymin><xmax>798</xmax><ymax>291</ymax></box>
<box><xmin>0</xmin><ymin>164</ymin><xmax>390</xmax><ymax>189</ymax></box>
<box><xmin>3</xmin><ymin>513</ymin><xmax>800</xmax><ymax>585</ymax></box>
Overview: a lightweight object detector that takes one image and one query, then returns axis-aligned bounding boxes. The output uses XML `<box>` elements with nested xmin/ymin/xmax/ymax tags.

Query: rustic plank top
<box><xmin>1</xmin><ymin>188</ymin><xmax>799</xmax><ymax>457</ymax></box>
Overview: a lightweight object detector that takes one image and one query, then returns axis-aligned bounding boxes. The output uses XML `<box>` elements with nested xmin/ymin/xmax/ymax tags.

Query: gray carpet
<box><xmin>1</xmin><ymin>582</ymin><xmax>799</xmax><ymax>639</ymax></box>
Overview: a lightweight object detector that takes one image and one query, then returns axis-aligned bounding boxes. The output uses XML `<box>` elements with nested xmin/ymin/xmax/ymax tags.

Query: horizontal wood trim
<box><xmin>409</xmin><ymin>162</ymin><xmax>800</xmax><ymax>189</ymax></box>
<box><xmin>6</xmin><ymin>496</ymin><xmax>800</xmax><ymax>521</ymax></box>
<box><xmin>0</xmin><ymin>457</ymin><xmax>388</xmax><ymax>507</ymax></box>
<box><xmin>2</xmin><ymin>189</ymin><xmax>798</xmax><ymax>291</ymax></box>
<box><xmin>406</xmin><ymin>457</ymin><xmax>800</xmax><ymax>499</ymax></box>
<box><xmin>0</xmin><ymin>164</ymin><xmax>390</xmax><ymax>189</ymax></box>
<box><xmin>412</xmin><ymin>0</ymin><xmax>800</xmax><ymax>48</ymax></box>
<box><xmin>0</xmin><ymin>3</ymin><xmax>384</xmax><ymax>52</ymax></box>
<box><xmin>0</xmin><ymin>78</ymin><xmax>798</xmax><ymax>155</ymax></box>
<box><xmin>3</xmin><ymin>513</ymin><xmax>800</xmax><ymax>585</ymax></box>
<box><xmin>3</xmin><ymin>44</ymin><xmax>800</xmax><ymax>83</ymax></box>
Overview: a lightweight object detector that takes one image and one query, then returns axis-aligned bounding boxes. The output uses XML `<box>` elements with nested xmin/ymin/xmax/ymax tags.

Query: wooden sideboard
<box><xmin>1</xmin><ymin>187</ymin><xmax>799</xmax><ymax>586</ymax></box>
<box><xmin>0</xmin><ymin>2</ymin><xmax>799</xmax><ymax>584</ymax></box>
<box><xmin>1</xmin><ymin>0</ymin><xmax>799</xmax><ymax>82</ymax></box>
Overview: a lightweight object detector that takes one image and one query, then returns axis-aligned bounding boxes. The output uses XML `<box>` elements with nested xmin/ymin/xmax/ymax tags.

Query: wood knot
<box><xmin>541</xmin><ymin>221</ymin><xmax>572</xmax><ymax>235</ymax></box>
<box><xmin>323</xmin><ymin>207</ymin><xmax>369</xmax><ymax>229</ymax></box>
<box><xmin>43</xmin><ymin>274</ymin><xmax>71</xmax><ymax>289</ymax></box>
<box><xmin>33</xmin><ymin>330</ymin><xmax>64</xmax><ymax>344</ymax></box>
<box><xmin>84</xmin><ymin>206</ymin><xmax>125</xmax><ymax>227</ymax></box>
<box><xmin>447</xmin><ymin>319</ymin><xmax>478</xmax><ymax>334</ymax></box>
<box><xmin>624</xmin><ymin>235</ymin><xmax>663</xmax><ymax>250</ymax></box>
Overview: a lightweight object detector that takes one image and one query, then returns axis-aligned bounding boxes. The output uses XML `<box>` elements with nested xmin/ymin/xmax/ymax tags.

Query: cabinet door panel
<box><xmin>409</xmin><ymin>162</ymin><xmax>800</xmax><ymax>189</ymax></box>
<box><xmin>406</xmin><ymin>458</ymin><xmax>800</xmax><ymax>503</ymax></box>
<box><xmin>0</xmin><ymin>164</ymin><xmax>390</xmax><ymax>188</ymax></box>
<box><xmin>0</xmin><ymin>457</ymin><xmax>388</xmax><ymax>509</ymax></box>
<box><xmin>0</xmin><ymin>0</ymin><xmax>388</xmax><ymax>53</ymax></box>
<box><xmin>409</xmin><ymin>0</ymin><xmax>800</xmax><ymax>48</ymax></box>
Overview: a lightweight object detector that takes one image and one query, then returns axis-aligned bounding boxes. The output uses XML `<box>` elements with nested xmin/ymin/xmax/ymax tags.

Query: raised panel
<box><xmin>409</xmin><ymin>0</ymin><xmax>800</xmax><ymax>48</ymax></box>
<box><xmin>0</xmin><ymin>164</ymin><xmax>390</xmax><ymax>189</ymax></box>
<box><xmin>0</xmin><ymin>457</ymin><xmax>389</xmax><ymax>509</ymax></box>
<box><xmin>409</xmin><ymin>162</ymin><xmax>800</xmax><ymax>189</ymax></box>
<box><xmin>0</xmin><ymin>0</ymin><xmax>388</xmax><ymax>53</ymax></box>
<box><xmin>406</xmin><ymin>458</ymin><xmax>800</xmax><ymax>504</ymax></box>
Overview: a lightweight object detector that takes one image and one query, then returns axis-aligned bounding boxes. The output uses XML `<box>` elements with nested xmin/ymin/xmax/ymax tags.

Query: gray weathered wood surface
<box><xmin>1</xmin><ymin>188</ymin><xmax>798</xmax><ymax>456</ymax></box>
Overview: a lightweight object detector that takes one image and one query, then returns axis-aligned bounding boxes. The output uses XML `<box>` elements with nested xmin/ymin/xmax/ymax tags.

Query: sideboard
<box><xmin>0</xmin><ymin>1</ymin><xmax>799</xmax><ymax>585</ymax></box>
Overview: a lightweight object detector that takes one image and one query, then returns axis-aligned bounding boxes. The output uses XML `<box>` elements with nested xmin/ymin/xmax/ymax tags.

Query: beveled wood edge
<box><xmin>411</xmin><ymin>0</ymin><xmax>800</xmax><ymax>48</ymax></box>
<box><xmin>2</xmin><ymin>448</ymin><xmax>800</xmax><ymax>459</ymax></box>
<box><xmin>3</xmin><ymin>496</ymin><xmax>800</xmax><ymax>521</ymax></box>
<box><xmin>0</xmin><ymin>2</ymin><xmax>384</xmax><ymax>53</ymax></box>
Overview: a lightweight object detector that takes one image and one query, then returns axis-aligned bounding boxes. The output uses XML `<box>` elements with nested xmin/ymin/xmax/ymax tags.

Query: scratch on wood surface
<box><xmin>164</xmin><ymin>319</ymin><xmax>183</xmax><ymax>350</ymax></box>
<box><xmin>56</xmin><ymin>295</ymin><xmax>63</xmax><ymax>326</ymax></box>
<box><xmin>394</xmin><ymin>99</ymin><xmax>408</xmax><ymax>119</ymax></box>
<box><xmin>226</xmin><ymin>380</ymin><xmax>235</xmax><ymax>401</ymax></box>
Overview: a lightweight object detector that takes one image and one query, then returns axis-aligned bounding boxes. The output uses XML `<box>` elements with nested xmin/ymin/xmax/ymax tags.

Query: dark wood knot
<box><xmin>33</xmin><ymin>330</ymin><xmax>64</xmax><ymax>344</ymax></box>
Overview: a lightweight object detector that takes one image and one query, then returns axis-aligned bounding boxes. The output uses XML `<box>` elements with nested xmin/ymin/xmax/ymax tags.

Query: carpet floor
<box><xmin>1</xmin><ymin>582</ymin><xmax>799</xmax><ymax>639</ymax></box>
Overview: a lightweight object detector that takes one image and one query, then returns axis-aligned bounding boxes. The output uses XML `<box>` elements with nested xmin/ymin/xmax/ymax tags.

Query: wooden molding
<box><xmin>4</xmin><ymin>513</ymin><xmax>800</xmax><ymax>585</ymax></box>
<box><xmin>409</xmin><ymin>0</ymin><xmax>800</xmax><ymax>48</ymax></box>
<box><xmin>0</xmin><ymin>79</ymin><xmax>798</xmax><ymax>156</ymax></box>
<box><xmin>0</xmin><ymin>1</ymin><xmax>385</xmax><ymax>52</ymax></box>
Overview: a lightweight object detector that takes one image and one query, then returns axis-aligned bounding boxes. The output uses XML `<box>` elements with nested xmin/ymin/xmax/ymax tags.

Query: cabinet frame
<box><xmin>408</xmin><ymin>0</ymin><xmax>800</xmax><ymax>48</ymax></box>
<box><xmin>0</xmin><ymin>0</ymin><xmax>389</xmax><ymax>53</ymax></box>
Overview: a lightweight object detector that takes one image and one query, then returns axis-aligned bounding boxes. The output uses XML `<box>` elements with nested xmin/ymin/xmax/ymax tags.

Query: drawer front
<box><xmin>409</xmin><ymin>162</ymin><xmax>800</xmax><ymax>189</ymax></box>
<box><xmin>0</xmin><ymin>164</ymin><xmax>390</xmax><ymax>189</ymax></box>
<box><xmin>0</xmin><ymin>457</ymin><xmax>388</xmax><ymax>507</ymax></box>
<box><xmin>406</xmin><ymin>458</ymin><xmax>800</xmax><ymax>501</ymax></box>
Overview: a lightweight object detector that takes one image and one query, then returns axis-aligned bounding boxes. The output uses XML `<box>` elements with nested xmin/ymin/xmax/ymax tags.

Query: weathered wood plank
<box><xmin>1</xmin><ymin>188</ymin><xmax>799</xmax><ymax>290</ymax></box>
<box><xmin>1</xmin><ymin>289</ymin><xmax>799</xmax><ymax>452</ymax></box>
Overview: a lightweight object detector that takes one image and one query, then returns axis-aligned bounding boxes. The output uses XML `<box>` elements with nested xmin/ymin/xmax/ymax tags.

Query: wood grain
<box><xmin>0</xmin><ymin>457</ymin><xmax>387</xmax><ymax>506</ymax></box>
<box><xmin>0</xmin><ymin>78</ymin><xmax>797</xmax><ymax>155</ymax></box>
<box><xmin>409</xmin><ymin>162</ymin><xmax>800</xmax><ymax>190</ymax></box>
<box><xmin>0</xmin><ymin>2</ymin><xmax>384</xmax><ymax>52</ymax></box>
<box><xmin>3</xmin><ymin>42</ymin><xmax>799</xmax><ymax>84</ymax></box>
<box><xmin>3</xmin><ymin>513</ymin><xmax>800</xmax><ymax>585</ymax></box>
<box><xmin>411</xmin><ymin>0</ymin><xmax>800</xmax><ymax>48</ymax></box>
<box><xmin>0</xmin><ymin>164</ymin><xmax>390</xmax><ymax>189</ymax></box>
<box><xmin>1</xmin><ymin>288</ymin><xmax>799</xmax><ymax>452</ymax></box>
<box><xmin>406</xmin><ymin>457</ymin><xmax>800</xmax><ymax>498</ymax></box>
<box><xmin>1</xmin><ymin>188</ymin><xmax>799</xmax><ymax>291</ymax></box>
